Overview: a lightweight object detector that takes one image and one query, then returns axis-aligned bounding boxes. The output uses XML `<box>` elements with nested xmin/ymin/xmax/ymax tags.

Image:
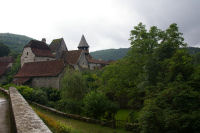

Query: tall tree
<box><xmin>0</xmin><ymin>43</ymin><xmax>10</xmax><ymax>57</ymax></box>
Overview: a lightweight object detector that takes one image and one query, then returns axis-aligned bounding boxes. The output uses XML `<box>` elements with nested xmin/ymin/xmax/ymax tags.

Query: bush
<box><xmin>35</xmin><ymin>109</ymin><xmax>71</xmax><ymax>133</ymax></box>
<box><xmin>56</xmin><ymin>99</ymin><xmax>83</xmax><ymax>114</ymax></box>
<box><xmin>83</xmin><ymin>91</ymin><xmax>118</xmax><ymax>119</ymax></box>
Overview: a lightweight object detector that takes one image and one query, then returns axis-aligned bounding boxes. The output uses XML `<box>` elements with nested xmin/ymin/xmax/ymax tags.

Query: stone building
<box><xmin>13</xmin><ymin>60</ymin><xmax>65</xmax><ymax>89</ymax></box>
<box><xmin>77</xmin><ymin>35</ymin><xmax>109</xmax><ymax>70</ymax></box>
<box><xmin>21</xmin><ymin>40</ymin><xmax>55</xmax><ymax>67</ymax></box>
<box><xmin>49</xmin><ymin>38</ymin><xmax>68</xmax><ymax>59</ymax></box>
<box><xmin>0</xmin><ymin>56</ymin><xmax>14</xmax><ymax>83</ymax></box>
<box><xmin>62</xmin><ymin>50</ymin><xmax>89</xmax><ymax>70</ymax></box>
<box><xmin>14</xmin><ymin>35</ymin><xmax>109</xmax><ymax>88</ymax></box>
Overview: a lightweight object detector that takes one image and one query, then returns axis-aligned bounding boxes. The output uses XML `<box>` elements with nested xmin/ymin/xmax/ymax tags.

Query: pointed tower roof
<box><xmin>78</xmin><ymin>35</ymin><xmax>89</xmax><ymax>48</ymax></box>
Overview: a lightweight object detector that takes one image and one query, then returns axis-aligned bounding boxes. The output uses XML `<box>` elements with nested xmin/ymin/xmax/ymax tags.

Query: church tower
<box><xmin>78</xmin><ymin>35</ymin><xmax>89</xmax><ymax>54</ymax></box>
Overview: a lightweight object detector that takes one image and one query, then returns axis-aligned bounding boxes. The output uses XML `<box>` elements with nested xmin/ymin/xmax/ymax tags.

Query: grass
<box><xmin>115</xmin><ymin>109</ymin><xmax>132</xmax><ymax>121</ymax></box>
<box><xmin>31</xmin><ymin>104</ymin><xmax>131</xmax><ymax>133</ymax></box>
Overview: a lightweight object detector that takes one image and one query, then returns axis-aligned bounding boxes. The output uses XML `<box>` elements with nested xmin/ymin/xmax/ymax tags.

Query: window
<box><xmin>27</xmin><ymin>52</ymin><xmax>28</xmax><ymax>55</ymax></box>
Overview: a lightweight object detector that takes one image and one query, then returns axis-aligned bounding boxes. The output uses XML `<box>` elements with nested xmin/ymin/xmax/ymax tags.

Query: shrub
<box><xmin>35</xmin><ymin>109</ymin><xmax>71</xmax><ymax>133</ymax></box>
<box><xmin>83</xmin><ymin>91</ymin><xmax>119</xmax><ymax>119</ymax></box>
<box><xmin>56</xmin><ymin>99</ymin><xmax>83</xmax><ymax>114</ymax></box>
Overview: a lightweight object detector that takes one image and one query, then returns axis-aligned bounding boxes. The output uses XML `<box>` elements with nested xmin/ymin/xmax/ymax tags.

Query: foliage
<box><xmin>56</xmin><ymin>99</ymin><xmax>83</xmax><ymax>114</ymax></box>
<box><xmin>35</xmin><ymin>109</ymin><xmax>71</xmax><ymax>133</ymax></box>
<box><xmin>90</xmin><ymin>48</ymin><xmax>130</xmax><ymax>61</ymax></box>
<box><xmin>0</xmin><ymin>43</ymin><xmax>10</xmax><ymax>57</ymax></box>
<box><xmin>0</xmin><ymin>33</ymin><xmax>32</xmax><ymax>53</ymax></box>
<box><xmin>16</xmin><ymin>85</ymin><xmax>48</xmax><ymax>104</ymax></box>
<box><xmin>83</xmin><ymin>91</ymin><xmax>118</xmax><ymax>119</ymax></box>
<box><xmin>6</xmin><ymin>54</ymin><xmax>21</xmax><ymax>83</ymax></box>
<box><xmin>61</xmin><ymin>69</ymin><xmax>88</xmax><ymax>101</ymax></box>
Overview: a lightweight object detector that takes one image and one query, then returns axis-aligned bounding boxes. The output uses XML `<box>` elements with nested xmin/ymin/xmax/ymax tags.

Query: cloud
<box><xmin>0</xmin><ymin>0</ymin><xmax>199</xmax><ymax>51</ymax></box>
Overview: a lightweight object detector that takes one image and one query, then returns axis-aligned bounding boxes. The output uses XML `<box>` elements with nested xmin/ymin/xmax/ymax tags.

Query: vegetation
<box><xmin>35</xmin><ymin>109</ymin><xmax>71</xmax><ymax>133</ymax></box>
<box><xmin>32</xmin><ymin>105</ymin><xmax>131</xmax><ymax>133</ymax></box>
<box><xmin>1</xmin><ymin>23</ymin><xmax>200</xmax><ymax>132</ymax></box>
<box><xmin>5</xmin><ymin>54</ymin><xmax>21</xmax><ymax>83</ymax></box>
<box><xmin>0</xmin><ymin>33</ymin><xmax>32</xmax><ymax>53</ymax></box>
<box><xmin>90</xmin><ymin>48</ymin><xmax>130</xmax><ymax>61</ymax></box>
<box><xmin>0</xmin><ymin>43</ymin><xmax>10</xmax><ymax>57</ymax></box>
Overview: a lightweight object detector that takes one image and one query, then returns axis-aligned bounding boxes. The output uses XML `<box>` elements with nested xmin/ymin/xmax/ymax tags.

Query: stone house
<box><xmin>21</xmin><ymin>39</ymin><xmax>55</xmax><ymax>67</ymax></box>
<box><xmin>13</xmin><ymin>60</ymin><xmax>65</xmax><ymax>89</ymax></box>
<box><xmin>0</xmin><ymin>56</ymin><xmax>14</xmax><ymax>83</ymax></box>
<box><xmin>14</xmin><ymin>35</ymin><xmax>109</xmax><ymax>88</ymax></box>
<box><xmin>62</xmin><ymin>50</ymin><xmax>89</xmax><ymax>70</ymax></box>
<box><xmin>49</xmin><ymin>38</ymin><xmax>68</xmax><ymax>59</ymax></box>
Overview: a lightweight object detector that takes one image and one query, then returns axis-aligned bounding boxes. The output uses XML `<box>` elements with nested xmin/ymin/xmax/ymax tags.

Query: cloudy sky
<box><xmin>0</xmin><ymin>0</ymin><xmax>199</xmax><ymax>51</ymax></box>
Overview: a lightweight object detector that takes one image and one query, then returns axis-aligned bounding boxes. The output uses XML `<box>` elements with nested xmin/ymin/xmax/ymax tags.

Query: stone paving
<box><xmin>0</xmin><ymin>95</ymin><xmax>11</xmax><ymax>133</ymax></box>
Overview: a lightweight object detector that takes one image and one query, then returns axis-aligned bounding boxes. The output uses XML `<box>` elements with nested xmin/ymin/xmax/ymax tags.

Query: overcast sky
<box><xmin>0</xmin><ymin>0</ymin><xmax>199</xmax><ymax>51</ymax></box>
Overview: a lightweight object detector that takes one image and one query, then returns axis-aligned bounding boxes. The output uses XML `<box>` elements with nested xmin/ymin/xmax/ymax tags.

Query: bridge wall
<box><xmin>0</xmin><ymin>87</ymin><xmax>52</xmax><ymax>133</ymax></box>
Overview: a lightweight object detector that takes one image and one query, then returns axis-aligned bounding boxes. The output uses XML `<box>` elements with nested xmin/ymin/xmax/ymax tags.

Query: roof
<box><xmin>86</xmin><ymin>54</ymin><xmax>109</xmax><ymax>65</ymax></box>
<box><xmin>25</xmin><ymin>40</ymin><xmax>54</xmax><ymax>58</ymax></box>
<box><xmin>87</xmin><ymin>58</ymin><xmax>109</xmax><ymax>65</ymax></box>
<box><xmin>62</xmin><ymin>50</ymin><xmax>82</xmax><ymax>65</ymax></box>
<box><xmin>15</xmin><ymin>60</ymin><xmax>65</xmax><ymax>78</ymax></box>
<box><xmin>0</xmin><ymin>56</ymin><xmax>14</xmax><ymax>63</ymax></box>
<box><xmin>13</xmin><ymin>77</ymin><xmax>30</xmax><ymax>84</ymax></box>
<box><xmin>0</xmin><ymin>56</ymin><xmax>14</xmax><ymax>76</ymax></box>
<box><xmin>0</xmin><ymin>62</ymin><xmax>9</xmax><ymax>76</ymax></box>
<box><xmin>49</xmin><ymin>38</ymin><xmax>63</xmax><ymax>52</ymax></box>
<box><xmin>78</xmin><ymin>35</ymin><xmax>89</xmax><ymax>48</ymax></box>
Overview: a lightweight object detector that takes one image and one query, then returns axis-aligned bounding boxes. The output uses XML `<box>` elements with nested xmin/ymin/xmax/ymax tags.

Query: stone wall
<box><xmin>21</xmin><ymin>47</ymin><xmax>35</xmax><ymax>67</ymax></box>
<box><xmin>78</xmin><ymin>52</ymin><xmax>89</xmax><ymax>69</ymax></box>
<box><xmin>56</xmin><ymin>40</ymin><xmax>68</xmax><ymax>59</ymax></box>
<box><xmin>31</xmin><ymin>72</ymin><xmax>63</xmax><ymax>89</ymax></box>
<box><xmin>9</xmin><ymin>87</ymin><xmax>52</xmax><ymax>133</ymax></box>
<box><xmin>34</xmin><ymin>56</ymin><xmax>55</xmax><ymax>62</ymax></box>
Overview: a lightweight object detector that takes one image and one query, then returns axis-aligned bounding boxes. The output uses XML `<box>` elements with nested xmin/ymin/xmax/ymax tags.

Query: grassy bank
<box><xmin>31</xmin><ymin>104</ymin><xmax>131</xmax><ymax>133</ymax></box>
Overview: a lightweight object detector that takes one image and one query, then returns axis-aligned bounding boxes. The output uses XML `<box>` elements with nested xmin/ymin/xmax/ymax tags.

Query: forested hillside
<box><xmin>91</xmin><ymin>47</ymin><xmax>200</xmax><ymax>61</ymax></box>
<box><xmin>90</xmin><ymin>48</ymin><xmax>130</xmax><ymax>61</ymax></box>
<box><xmin>0</xmin><ymin>33</ymin><xmax>32</xmax><ymax>53</ymax></box>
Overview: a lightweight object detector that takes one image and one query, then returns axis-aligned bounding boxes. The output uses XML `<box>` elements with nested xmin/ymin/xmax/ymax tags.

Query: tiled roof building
<box><xmin>14</xmin><ymin>60</ymin><xmax>65</xmax><ymax>89</ymax></box>
<box><xmin>50</xmin><ymin>38</ymin><xmax>68</xmax><ymax>59</ymax></box>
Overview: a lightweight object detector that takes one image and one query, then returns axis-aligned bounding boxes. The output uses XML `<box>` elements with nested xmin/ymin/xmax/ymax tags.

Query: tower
<box><xmin>78</xmin><ymin>35</ymin><xmax>89</xmax><ymax>54</ymax></box>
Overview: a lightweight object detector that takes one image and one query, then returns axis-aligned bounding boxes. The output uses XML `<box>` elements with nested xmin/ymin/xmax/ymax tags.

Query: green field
<box><xmin>31</xmin><ymin>105</ymin><xmax>131</xmax><ymax>133</ymax></box>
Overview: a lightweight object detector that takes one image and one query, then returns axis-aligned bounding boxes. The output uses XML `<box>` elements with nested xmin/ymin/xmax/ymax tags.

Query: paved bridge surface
<box><xmin>0</xmin><ymin>94</ymin><xmax>11</xmax><ymax>133</ymax></box>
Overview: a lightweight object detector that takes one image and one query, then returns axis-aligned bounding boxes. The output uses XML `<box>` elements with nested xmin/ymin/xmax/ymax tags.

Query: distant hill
<box><xmin>91</xmin><ymin>47</ymin><xmax>200</xmax><ymax>61</ymax></box>
<box><xmin>0</xmin><ymin>33</ymin><xmax>199</xmax><ymax>60</ymax></box>
<box><xmin>0</xmin><ymin>33</ymin><xmax>33</xmax><ymax>53</ymax></box>
<box><xmin>90</xmin><ymin>48</ymin><xmax>130</xmax><ymax>61</ymax></box>
<box><xmin>187</xmin><ymin>47</ymin><xmax>200</xmax><ymax>55</ymax></box>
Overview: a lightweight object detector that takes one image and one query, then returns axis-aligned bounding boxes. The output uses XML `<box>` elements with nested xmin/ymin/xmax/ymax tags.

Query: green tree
<box><xmin>83</xmin><ymin>91</ymin><xmax>118</xmax><ymax>119</ymax></box>
<box><xmin>6</xmin><ymin>54</ymin><xmax>21</xmax><ymax>83</ymax></box>
<box><xmin>61</xmin><ymin>69</ymin><xmax>88</xmax><ymax>101</ymax></box>
<box><xmin>0</xmin><ymin>43</ymin><xmax>10</xmax><ymax>57</ymax></box>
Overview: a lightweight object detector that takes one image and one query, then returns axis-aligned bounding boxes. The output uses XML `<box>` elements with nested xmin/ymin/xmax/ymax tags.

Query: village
<box><xmin>0</xmin><ymin>35</ymin><xmax>109</xmax><ymax>89</ymax></box>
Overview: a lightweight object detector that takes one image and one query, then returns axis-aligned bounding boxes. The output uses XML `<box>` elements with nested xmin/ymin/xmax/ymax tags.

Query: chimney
<box><xmin>42</xmin><ymin>38</ymin><xmax>46</xmax><ymax>43</ymax></box>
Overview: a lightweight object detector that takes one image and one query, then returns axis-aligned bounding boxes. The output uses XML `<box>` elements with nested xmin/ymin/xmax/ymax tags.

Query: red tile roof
<box><xmin>0</xmin><ymin>62</ymin><xmax>9</xmax><ymax>76</ymax></box>
<box><xmin>62</xmin><ymin>50</ymin><xmax>82</xmax><ymax>65</ymax></box>
<box><xmin>25</xmin><ymin>40</ymin><xmax>54</xmax><ymax>58</ymax></box>
<box><xmin>87</xmin><ymin>58</ymin><xmax>109</xmax><ymax>65</ymax></box>
<box><xmin>13</xmin><ymin>77</ymin><xmax>30</xmax><ymax>84</ymax></box>
<box><xmin>15</xmin><ymin>60</ymin><xmax>65</xmax><ymax>78</ymax></box>
<box><xmin>0</xmin><ymin>56</ymin><xmax>14</xmax><ymax>63</ymax></box>
<box><xmin>0</xmin><ymin>56</ymin><xmax>14</xmax><ymax>76</ymax></box>
<box><xmin>86</xmin><ymin>54</ymin><xmax>109</xmax><ymax>65</ymax></box>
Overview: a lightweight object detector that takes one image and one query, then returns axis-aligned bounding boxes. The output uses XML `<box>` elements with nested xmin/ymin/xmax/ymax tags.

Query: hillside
<box><xmin>90</xmin><ymin>48</ymin><xmax>130</xmax><ymax>61</ymax></box>
<box><xmin>0</xmin><ymin>33</ymin><xmax>33</xmax><ymax>53</ymax></box>
<box><xmin>90</xmin><ymin>47</ymin><xmax>200</xmax><ymax>61</ymax></box>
